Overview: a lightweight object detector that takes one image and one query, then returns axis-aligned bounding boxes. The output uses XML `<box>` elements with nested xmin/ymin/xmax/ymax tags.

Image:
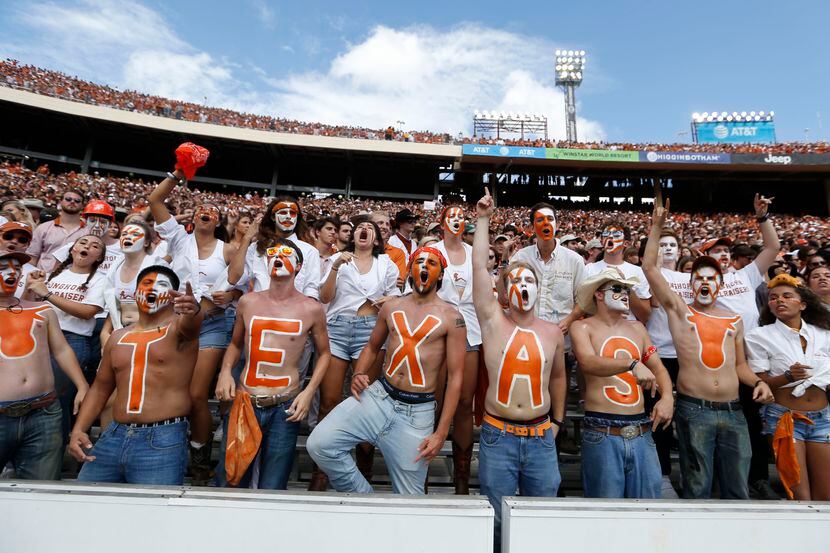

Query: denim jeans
<box><xmin>77</xmin><ymin>420</ymin><xmax>188</xmax><ymax>485</ymax></box>
<box><xmin>0</xmin><ymin>397</ymin><xmax>63</xmax><ymax>480</ymax></box>
<box><xmin>214</xmin><ymin>402</ymin><xmax>300</xmax><ymax>490</ymax></box>
<box><xmin>51</xmin><ymin>330</ymin><xmax>90</xmax><ymax>446</ymax></box>
<box><xmin>581</xmin><ymin>415</ymin><xmax>661</xmax><ymax>498</ymax></box>
<box><xmin>478</xmin><ymin>420</ymin><xmax>560</xmax><ymax>549</ymax></box>
<box><xmin>327</xmin><ymin>314</ymin><xmax>377</xmax><ymax>361</ymax></box>
<box><xmin>675</xmin><ymin>397</ymin><xmax>751</xmax><ymax>499</ymax></box>
<box><xmin>307</xmin><ymin>380</ymin><xmax>435</xmax><ymax>494</ymax></box>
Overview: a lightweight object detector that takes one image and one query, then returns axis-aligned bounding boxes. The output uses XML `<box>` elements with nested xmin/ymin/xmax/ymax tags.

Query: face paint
<box><xmin>354</xmin><ymin>223</ymin><xmax>377</xmax><ymax>248</ymax></box>
<box><xmin>658</xmin><ymin>237</ymin><xmax>679</xmax><ymax>264</ymax></box>
<box><xmin>84</xmin><ymin>215</ymin><xmax>111</xmax><ymax>237</ymax></box>
<box><xmin>0</xmin><ymin>258</ymin><xmax>21</xmax><ymax>295</ymax></box>
<box><xmin>266</xmin><ymin>245</ymin><xmax>299</xmax><ymax>278</ymax></box>
<box><xmin>601</xmin><ymin>285</ymin><xmax>630</xmax><ymax>312</ymax></box>
<box><xmin>602</xmin><ymin>227</ymin><xmax>626</xmax><ymax>254</ymax></box>
<box><xmin>507</xmin><ymin>266</ymin><xmax>539</xmax><ymax>312</ymax></box>
<box><xmin>691</xmin><ymin>266</ymin><xmax>721</xmax><ymax>305</ymax></box>
<box><xmin>533</xmin><ymin>208</ymin><xmax>556</xmax><ymax>241</ymax></box>
<box><xmin>119</xmin><ymin>224</ymin><xmax>147</xmax><ymax>253</ymax></box>
<box><xmin>410</xmin><ymin>250</ymin><xmax>443</xmax><ymax>294</ymax></box>
<box><xmin>709</xmin><ymin>246</ymin><xmax>731</xmax><ymax>271</ymax></box>
<box><xmin>135</xmin><ymin>272</ymin><xmax>174</xmax><ymax>314</ymax></box>
<box><xmin>195</xmin><ymin>205</ymin><xmax>220</xmax><ymax>225</ymax></box>
<box><xmin>443</xmin><ymin>207</ymin><xmax>465</xmax><ymax>237</ymax></box>
<box><xmin>272</xmin><ymin>201</ymin><xmax>299</xmax><ymax>233</ymax></box>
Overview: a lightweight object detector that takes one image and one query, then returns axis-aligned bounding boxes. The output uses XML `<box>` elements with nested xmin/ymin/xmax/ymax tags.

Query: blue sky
<box><xmin>1</xmin><ymin>0</ymin><xmax>827</xmax><ymax>143</ymax></box>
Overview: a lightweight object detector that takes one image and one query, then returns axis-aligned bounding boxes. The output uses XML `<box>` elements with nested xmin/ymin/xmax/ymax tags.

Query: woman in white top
<box><xmin>149</xmin><ymin>173</ymin><xmax>237</xmax><ymax>479</ymax></box>
<box><xmin>745</xmin><ymin>274</ymin><xmax>830</xmax><ymax>500</ymax></box>
<box><xmin>26</xmin><ymin>234</ymin><xmax>107</xmax><ymax>444</ymax></box>
<box><xmin>433</xmin><ymin>204</ymin><xmax>482</xmax><ymax>494</ymax></box>
<box><xmin>318</xmin><ymin>217</ymin><xmax>400</xmax><ymax>423</ymax></box>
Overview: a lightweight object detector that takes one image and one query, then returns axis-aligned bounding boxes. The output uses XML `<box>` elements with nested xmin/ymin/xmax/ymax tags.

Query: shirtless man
<box><xmin>473</xmin><ymin>189</ymin><xmax>566</xmax><ymax>547</ymax></box>
<box><xmin>307</xmin><ymin>245</ymin><xmax>465</xmax><ymax>494</ymax></box>
<box><xmin>68</xmin><ymin>265</ymin><xmax>202</xmax><ymax>485</ymax></box>
<box><xmin>643</xmin><ymin>194</ymin><xmax>773</xmax><ymax>499</ymax></box>
<box><xmin>571</xmin><ymin>268</ymin><xmax>674</xmax><ymax>498</ymax></box>
<box><xmin>0</xmin><ymin>249</ymin><xmax>88</xmax><ymax>480</ymax></box>
<box><xmin>215</xmin><ymin>240</ymin><xmax>331</xmax><ymax>489</ymax></box>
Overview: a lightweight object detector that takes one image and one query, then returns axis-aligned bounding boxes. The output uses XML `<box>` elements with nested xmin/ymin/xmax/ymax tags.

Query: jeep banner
<box><xmin>639</xmin><ymin>151</ymin><xmax>731</xmax><ymax>164</ymax></box>
<box><xmin>732</xmin><ymin>153</ymin><xmax>830</xmax><ymax>166</ymax></box>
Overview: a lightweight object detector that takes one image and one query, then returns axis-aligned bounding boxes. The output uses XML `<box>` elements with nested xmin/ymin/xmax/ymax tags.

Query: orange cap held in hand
<box><xmin>174</xmin><ymin>142</ymin><xmax>210</xmax><ymax>180</ymax></box>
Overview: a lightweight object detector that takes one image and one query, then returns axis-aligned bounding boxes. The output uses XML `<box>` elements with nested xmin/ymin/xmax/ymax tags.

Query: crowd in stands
<box><xmin>4</xmin><ymin>59</ymin><xmax>829</xmax><ymax>155</ymax></box>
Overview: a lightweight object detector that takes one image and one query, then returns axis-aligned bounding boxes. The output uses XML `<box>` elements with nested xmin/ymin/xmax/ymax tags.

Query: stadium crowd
<box><xmin>4</xmin><ymin>59</ymin><xmax>829</xmax><ymax>155</ymax></box>
<box><xmin>2</xmin><ymin>143</ymin><xmax>830</xmax><ymax>550</ymax></box>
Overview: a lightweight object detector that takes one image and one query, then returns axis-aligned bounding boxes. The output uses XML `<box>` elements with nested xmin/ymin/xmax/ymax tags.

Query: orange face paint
<box><xmin>0</xmin><ymin>258</ymin><xmax>21</xmax><ymax>295</ymax></box>
<box><xmin>533</xmin><ymin>208</ymin><xmax>556</xmax><ymax>241</ymax></box>
<box><xmin>442</xmin><ymin>207</ymin><xmax>465</xmax><ymax>237</ymax></box>
<box><xmin>685</xmin><ymin>307</ymin><xmax>741</xmax><ymax>370</ymax></box>
<box><xmin>118</xmin><ymin>326</ymin><xmax>170</xmax><ymax>414</ymax></box>
<box><xmin>243</xmin><ymin>316</ymin><xmax>303</xmax><ymax>388</ymax></box>
<box><xmin>135</xmin><ymin>272</ymin><xmax>174</xmax><ymax>314</ymax></box>
<box><xmin>266</xmin><ymin>245</ymin><xmax>299</xmax><ymax>278</ymax></box>
<box><xmin>385</xmin><ymin>311</ymin><xmax>442</xmax><ymax>388</ymax></box>
<box><xmin>409</xmin><ymin>248</ymin><xmax>444</xmax><ymax>294</ymax></box>
<box><xmin>0</xmin><ymin>305</ymin><xmax>50</xmax><ymax>359</ymax></box>
<box><xmin>496</xmin><ymin>327</ymin><xmax>545</xmax><ymax>409</ymax></box>
<box><xmin>272</xmin><ymin>201</ymin><xmax>299</xmax><ymax>232</ymax></box>
<box><xmin>599</xmin><ymin>336</ymin><xmax>642</xmax><ymax>406</ymax></box>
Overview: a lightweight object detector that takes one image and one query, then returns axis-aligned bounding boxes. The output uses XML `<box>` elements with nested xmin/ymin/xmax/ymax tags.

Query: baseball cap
<box><xmin>586</xmin><ymin>239</ymin><xmax>602</xmax><ymax>250</ymax></box>
<box><xmin>0</xmin><ymin>221</ymin><xmax>33</xmax><ymax>237</ymax></box>
<box><xmin>700</xmin><ymin>237</ymin><xmax>733</xmax><ymax>253</ymax></box>
<box><xmin>560</xmin><ymin>234</ymin><xmax>578</xmax><ymax>244</ymax></box>
<box><xmin>426</xmin><ymin>222</ymin><xmax>441</xmax><ymax>233</ymax></box>
<box><xmin>494</xmin><ymin>234</ymin><xmax>509</xmax><ymax>242</ymax></box>
<box><xmin>0</xmin><ymin>248</ymin><xmax>31</xmax><ymax>264</ymax></box>
<box><xmin>21</xmin><ymin>198</ymin><xmax>45</xmax><ymax>209</ymax></box>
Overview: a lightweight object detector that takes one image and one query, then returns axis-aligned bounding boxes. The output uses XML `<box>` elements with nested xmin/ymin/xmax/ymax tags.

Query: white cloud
<box><xmin>249</xmin><ymin>0</ymin><xmax>276</xmax><ymax>30</ymax></box>
<box><xmin>5</xmin><ymin>2</ymin><xmax>605</xmax><ymax>141</ymax></box>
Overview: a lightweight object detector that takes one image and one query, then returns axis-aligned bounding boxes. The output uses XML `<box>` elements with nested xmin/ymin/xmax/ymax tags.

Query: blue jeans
<box><xmin>51</xmin><ymin>330</ymin><xmax>90</xmax><ymax>446</ymax></box>
<box><xmin>199</xmin><ymin>309</ymin><xmax>232</xmax><ymax>350</ymax></box>
<box><xmin>214</xmin><ymin>402</ymin><xmax>300</xmax><ymax>490</ymax></box>
<box><xmin>307</xmin><ymin>380</ymin><xmax>435</xmax><ymax>494</ymax></box>
<box><xmin>77</xmin><ymin>420</ymin><xmax>188</xmax><ymax>485</ymax></box>
<box><xmin>761</xmin><ymin>403</ymin><xmax>830</xmax><ymax>443</ymax></box>
<box><xmin>478</xmin><ymin>420</ymin><xmax>560</xmax><ymax>547</ymax></box>
<box><xmin>581</xmin><ymin>415</ymin><xmax>661</xmax><ymax>498</ymax></box>
<box><xmin>675</xmin><ymin>397</ymin><xmax>751</xmax><ymax>499</ymax></box>
<box><xmin>0</xmin><ymin>397</ymin><xmax>63</xmax><ymax>480</ymax></box>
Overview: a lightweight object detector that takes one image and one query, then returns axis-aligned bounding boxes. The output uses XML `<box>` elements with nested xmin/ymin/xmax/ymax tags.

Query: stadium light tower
<box><xmin>555</xmin><ymin>49</ymin><xmax>586</xmax><ymax>142</ymax></box>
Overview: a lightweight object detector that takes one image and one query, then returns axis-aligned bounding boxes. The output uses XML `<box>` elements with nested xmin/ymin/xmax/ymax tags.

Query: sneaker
<box><xmin>749</xmin><ymin>479</ymin><xmax>780</xmax><ymax>500</ymax></box>
<box><xmin>661</xmin><ymin>475</ymin><xmax>679</xmax><ymax>499</ymax></box>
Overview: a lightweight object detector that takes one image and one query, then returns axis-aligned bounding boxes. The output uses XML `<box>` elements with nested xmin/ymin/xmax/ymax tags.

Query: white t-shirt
<box><xmin>45</xmin><ymin>269</ymin><xmax>107</xmax><ymax>336</ymax></box>
<box><xmin>322</xmin><ymin>253</ymin><xmax>400</xmax><ymax>321</ymax></box>
<box><xmin>435</xmin><ymin>241</ymin><xmax>481</xmax><ymax>346</ymax></box>
<box><xmin>14</xmin><ymin>262</ymin><xmax>37</xmax><ymax>299</ymax></box>
<box><xmin>586</xmin><ymin>260</ymin><xmax>651</xmax><ymax>321</ymax></box>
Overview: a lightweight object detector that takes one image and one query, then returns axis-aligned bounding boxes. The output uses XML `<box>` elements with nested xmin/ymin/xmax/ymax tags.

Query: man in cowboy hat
<box><xmin>571</xmin><ymin>267</ymin><xmax>674</xmax><ymax>498</ymax></box>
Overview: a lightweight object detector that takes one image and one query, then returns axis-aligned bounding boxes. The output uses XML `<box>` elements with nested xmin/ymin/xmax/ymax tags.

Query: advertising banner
<box><xmin>544</xmin><ymin>148</ymin><xmax>640</xmax><ymax>162</ymax></box>
<box><xmin>462</xmin><ymin>144</ymin><xmax>547</xmax><ymax>159</ymax></box>
<box><xmin>639</xmin><ymin>151</ymin><xmax>731</xmax><ymax>164</ymax></box>
<box><xmin>732</xmin><ymin>153</ymin><xmax>830</xmax><ymax>166</ymax></box>
<box><xmin>694</xmin><ymin>121</ymin><xmax>776</xmax><ymax>144</ymax></box>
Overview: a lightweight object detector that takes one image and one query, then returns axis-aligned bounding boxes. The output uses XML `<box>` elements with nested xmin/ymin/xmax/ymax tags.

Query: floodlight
<box><xmin>555</xmin><ymin>49</ymin><xmax>562</xmax><ymax>56</ymax></box>
<box><xmin>759</xmin><ymin>111</ymin><xmax>765</xmax><ymax>116</ymax></box>
<box><xmin>769</xmin><ymin>110</ymin><xmax>774</xmax><ymax>117</ymax></box>
<box><xmin>750</xmin><ymin>111</ymin><xmax>756</xmax><ymax>116</ymax></box>
<box><xmin>580</xmin><ymin>50</ymin><xmax>586</xmax><ymax>56</ymax></box>
<box><xmin>727</xmin><ymin>116</ymin><xmax>733</xmax><ymax>121</ymax></box>
<box><xmin>754</xmin><ymin>115</ymin><xmax>761</xmax><ymax>121</ymax></box>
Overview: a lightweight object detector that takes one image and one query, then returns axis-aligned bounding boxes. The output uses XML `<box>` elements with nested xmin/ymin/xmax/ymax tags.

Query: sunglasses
<box><xmin>601</xmin><ymin>284</ymin><xmax>630</xmax><ymax>294</ymax></box>
<box><xmin>63</xmin><ymin>197</ymin><xmax>83</xmax><ymax>203</ymax></box>
<box><xmin>809</xmin><ymin>260</ymin><xmax>827</xmax><ymax>267</ymax></box>
<box><xmin>2</xmin><ymin>232</ymin><xmax>30</xmax><ymax>244</ymax></box>
<box><xmin>266</xmin><ymin>245</ymin><xmax>296</xmax><ymax>257</ymax></box>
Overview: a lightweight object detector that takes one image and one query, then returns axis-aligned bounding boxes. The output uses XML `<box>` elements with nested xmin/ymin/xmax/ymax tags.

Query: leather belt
<box><xmin>586</xmin><ymin>422</ymin><xmax>651</xmax><ymax>439</ymax></box>
<box><xmin>0</xmin><ymin>391</ymin><xmax>57</xmax><ymax>417</ymax></box>
<box><xmin>677</xmin><ymin>393</ymin><xmax>742</xmax><ymax>411</ymax></box>
<box><xmin>250</xmin><ymin>390</ymin><xmax>298</xmax><ymax>409</ymax></box>
<box><xmin>122</xmin><ymin>416</ymin><xmax>187</xmax><ymax>429</ymax></box>
<box><xmin>483</xmin><ymin>413</ymin><xmax>552</xmax><ymax>437</ymax></box>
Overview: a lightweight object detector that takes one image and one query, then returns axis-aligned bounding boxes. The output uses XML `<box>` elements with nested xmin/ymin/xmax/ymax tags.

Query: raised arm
<box><xmin>751</xmin><ymin>194</ymin><xmax>780</xmax><ymax>274</ymax></box>
<box><xmin>473</xmin><ymin>188</ymin><xmax>501</xmax><ymax>325</ymax></box>
<box><xmin>642</xmin><ymin>188</ymin><xmax>685</xmax><ymax>314</ymax></box>
<box><xmin>148</xmin><ymin>170</ymin><xmax>182</xmax><ymax>225</ymax></box>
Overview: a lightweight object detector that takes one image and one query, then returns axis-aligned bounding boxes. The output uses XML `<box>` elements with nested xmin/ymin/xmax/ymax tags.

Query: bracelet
<box><xmin>41</xmin><ymin>291</ymin><xmax>54</xmax><ymax>302</ymax></box>
<box><xmin>166</xmin><ymin>171</ymin><xmax>186</xmax><ymax>186</ymax></box>
<box><xmin>550</xmin><ymin>417</ymin><xmax>564</xmax><ymax>428</ymax></box>
<box><xmin>755</xmin><ymin>213</ymin><xmax>769</xmax><ymax>223</ymax></box>
<box><xmin>628</xmin><ymin>360</ymin><xmax>638</xmax><ymax>372</ymax></box>
<box><xmin>784</xmin><ymin>370</ymin><xmax>795</xmax><ymax>383</ymax></box>
<box><xmin>754</xmin><ymin>379</ymin><xmax>763</xmax><ymax>388</ymax></box>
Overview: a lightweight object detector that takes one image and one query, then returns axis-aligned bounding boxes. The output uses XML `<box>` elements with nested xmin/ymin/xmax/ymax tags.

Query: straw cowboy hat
<box><xmin>576</xmin><ymin>267</ymin><xmax>641</xmax><ymax>315</ymax></box>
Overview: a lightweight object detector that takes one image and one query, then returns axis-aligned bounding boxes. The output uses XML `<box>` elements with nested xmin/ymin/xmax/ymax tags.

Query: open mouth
<box><xmin>419</xmin><ymin>270</ymin><xmax>429</xmax><ymax>283</ymax></box>
<box><xmin>145</xmin><ymin>292</ymin><xmax>158</xmax><ymax>304</ymax></box>
<box><xmin>700</xmin><ymin>287</ymin><xmax>710</xmax><ymax>296</ymax></box>
<box><xmin>79</xmin><ymin>251</ymin><xmax>89</xmax><ymax>258</ymax></box>
<box><xmin>274</xmin><ymin>260</ymin><xmax>284</xmax><ymax>269</ymax></box>
<box><xmin>122</xmin><ymin>240</ymin><xmax>133</xmax><ymax>247</ymax></box>
<box><xmin>542</xmin><ymin>228</ymin><xmax>551</xmax><ymax>236</ymax></box>
<box><xmin>358</xmin><ymin>229</ymin><xmax>368</xmax><ymax>240</ymax></box>
<box><xmin>521</xmin><ymin>289</ymin><xmax>529</xmax><ymax>302</ymax></box>
<box><xmin>200</xmin><ymin>215</ymin><xmax>211</xmax><ymax>222</ymax></box>
<box><xmin>3</xmin><ymin>276</ymin><xmax>16</xmax><ymax>286</ymax></box>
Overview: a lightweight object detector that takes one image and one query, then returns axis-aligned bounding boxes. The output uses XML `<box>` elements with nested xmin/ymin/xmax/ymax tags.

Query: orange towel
<box><xmin>771</xmin><ymin>411</ymin><xmax>813</xmax><ymax>499</ymax></box>
<box><xmin>225</xmin><ymin>390</ymin><xmax>262</xmax><ymax>486</ymax></box>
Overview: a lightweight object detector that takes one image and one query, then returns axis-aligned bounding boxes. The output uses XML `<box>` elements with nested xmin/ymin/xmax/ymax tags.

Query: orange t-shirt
<box><xmin>385</xmin><ymin>244</ymin><xmax>407</xmax><ymax>284</ymax></box>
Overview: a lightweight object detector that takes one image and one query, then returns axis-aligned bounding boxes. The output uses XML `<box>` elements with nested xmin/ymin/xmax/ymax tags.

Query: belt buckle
<box><xmin>515</xmin><ymin>426</ymin><xmax>529</xmax><ymax>437</ymax></box>
<box><xmin>252</xmin><ymin>396</ymin><xmax>267</xmax><ymax>408</ymax></box>
<box><xmin>4</xmin><ymin>402</ymin><xmax>32</xmax><ymax>418</ymax></box>
<box><xmin>620</xmin><ymin>425</ymin><xmax>638</xmax><ymax>439</ymax></box>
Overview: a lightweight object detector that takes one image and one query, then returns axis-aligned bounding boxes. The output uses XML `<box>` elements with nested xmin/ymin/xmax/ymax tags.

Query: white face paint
<box><xmin>709</xmin><ymin>245</ymin><xmax>731</xmax><ymax>271</ymax></box>
<box><xmin>0</xmin><ymin>258</ymin><xmax>22</xmax><ymax>295</ymax></box>
<box><xmin>601</xmin><ymin>285</ymin><xmax>630</xmax><ymax>312</ymax></box>
<box><xmin>692</xmin><ymin>266</ymin><xmax>721</xmax><ymax>305</ymax></box>
<box><xmin>135</xmin><ymin>273</ymin><xmax>174</xmax><ymax>314</ymax></box>
<box><xmin>507</xmin><ymin>266</ymin><xmax>539</xmax><ymax>312</ymax></box>
<box><xmin>266</xmin><ymin>245</ymin><xmax>300</xmax><ymax>278</ymax></box>
<box><xmin>443</xmin><ymin>207</ymin><xmax>465</xmax><ymax>236</ymax></box>
<box><xmin>119</xmin><ymin>224</ymin><xmax>146</xmax><ymax>253</ymax></box>
<box><xmin>658</xmin><ymin>236</ymin><xmax>679</xmax><ymax>264</ymax></box>
<box><xmin>272</xmin><ymin>202</ymin><xmax>299</xmax><ymax>233</ymax></box>
<box><xmin>84</xmin><ymin>215</ymin><xmax>111</xmax><ymax>237</ymax></box>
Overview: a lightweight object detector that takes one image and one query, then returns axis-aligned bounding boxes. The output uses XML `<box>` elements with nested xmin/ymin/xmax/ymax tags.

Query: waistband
<box><xmin>117</xmin><ymin>416</ymin><xmax>188</xmax><ymax>429</ymax></box>
<box><xmin>584</xmin><ymin>410</ymin><xmax>648</xmax><ymax>422</ymax></box>
<box><xmin>677</xmin><ymin>393</ymin><xmax>742</xmax><ymax>411</ymax></box>
<box><xmin>764</xmin><ymin>402</ymin><xmax>829</xmax><ymax>418</ymax></box>
<box><xmin>0</xmin><ymin>391</ymin><xmax>57</xmax><ymax>417</ymax></box>
<box><xmin>379</xmin><ymin>377</ymin><xmax>435</xmax><ymax>404</ymax></box>
<box><xmin>202</xmin><ymin>308</ymin><xmax>227</xmax><ymax>321</ymax></box>
<box><xmin>250</xmin><ymin>389</ymin><xmax>299</xmax><ymax>409</ymax></box>
<box><xmin>483</xmin><ymin>413</ymin><xmax>552</xmax><ymax>437</ymax></box>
